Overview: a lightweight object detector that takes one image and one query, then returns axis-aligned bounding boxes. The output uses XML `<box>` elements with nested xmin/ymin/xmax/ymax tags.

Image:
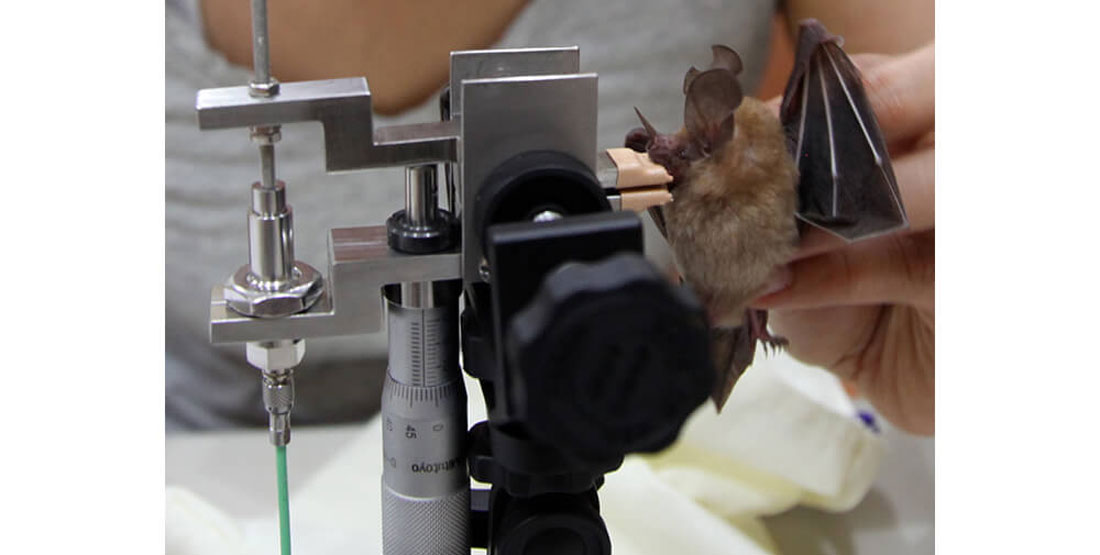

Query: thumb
<box><xmin>751</xmin><ymin>230</ymin><xmax>934</xmax><ymax>312</ymax></box>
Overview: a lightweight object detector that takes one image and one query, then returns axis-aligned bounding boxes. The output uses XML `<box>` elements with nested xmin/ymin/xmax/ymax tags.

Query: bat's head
<box><xmin>625</xmin><ymin>109</ymin><xmax>699</xmax><ymax>185</ymax></box>
<box><xmin>625</xmin><ymin>45</ymin><xmax>745</xmax><ymax>186</ymax></box>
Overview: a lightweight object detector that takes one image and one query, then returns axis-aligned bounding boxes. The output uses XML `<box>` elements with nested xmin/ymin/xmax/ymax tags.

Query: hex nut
<box><xmin>247</xmin><ymin>339</ymin><xmax>305</xmax><ymax>372</ymax></box>
<box><xmin>249</xmin><ymin>124</ymin><xmax>282</xmax><ymax>145</ymax></box>
<box><xmin>223</xmin><ymin>263</ymin><xmax>324</xmax><ymax>318</ymax></box>
<box><xmin>249</xmin><ymin>79</ymin><xmax>281</xmax><ymax>98</ymax></box>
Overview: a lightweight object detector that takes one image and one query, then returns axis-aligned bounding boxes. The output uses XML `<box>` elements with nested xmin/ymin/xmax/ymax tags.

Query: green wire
<box><xmin>275</xmin><ymin>444</ymin><xmax>292</xmax><ymax>555</ymax></box>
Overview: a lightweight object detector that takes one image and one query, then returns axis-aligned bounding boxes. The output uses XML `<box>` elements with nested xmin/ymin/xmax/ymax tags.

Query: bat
<box><xmin>625</xmin><ymin>20</ymin><xmax>906</xmax><ymax>409</ymax></box>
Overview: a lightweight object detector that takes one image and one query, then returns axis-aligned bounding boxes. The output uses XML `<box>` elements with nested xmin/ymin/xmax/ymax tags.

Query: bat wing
<box><xmin>780</xmin><ymin>20</ymin><xmax>908</xmax><ymax>242</ymax></box>
<box><xmin>709</xmin><ymin>326</ymin><xmax>755</xmax><ymax>410</ymax></box>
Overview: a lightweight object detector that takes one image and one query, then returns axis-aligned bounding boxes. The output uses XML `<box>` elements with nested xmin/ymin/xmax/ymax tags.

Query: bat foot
<box><xmin>746</xmin><ymin>309</ymin><xmax>788</xmax><ymax>355</ymax></box>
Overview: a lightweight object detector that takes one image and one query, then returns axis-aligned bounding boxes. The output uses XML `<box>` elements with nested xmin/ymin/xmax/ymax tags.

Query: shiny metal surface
<box><xmin>459</xmin><ymin>72</ymin><xmax>599</xmax><ymax>286</ymax></box>
<box><xmin>250</xmin><ymin>179</ymin><xmax>286</xmax><ymax>216</ymax></box>
<box><xmin>210</xmin><ymin>225</ymin><xmax>461</xmax><ymax>343</ymax></box>
<box><xmin>246</xmin><ymin>182</ymin><xmax>295</xmax><ymax>284</ymax></box>
<box><xmin>223</xmin><ymin>262</ymin><xmax>324</xmax><ymax>319</ymax></box>
<box><xmin>532</xmin><ymin>210</ymin><xmax>563</xmax><ymax>222</ymax></box>
<box><xmin>597</xmin><ymin>149</ymin><xmax>620</xmax><ymax>189</ymax></box>
<box><xmin>259</xmin><ymin>364</ymin><xmax>295</xmax><ymax>446</ymax></box>
<box><xmin>398</xmin><ymin>282</ymin><xmax>434</xmax><ymax>309</ymax></box>
<box><xmin>448</xmin><ymin>47</ymin><xmax>580</xmax><ymax>121</ymax></box>
<box><xmin>381</xmin><ymin>288</ymin><xmax>468</xmax><ymax>555</ymax></box>
<box><xmin>197</xmin><ymin>78</ymin><xmax>458</xmax><ymax>171</ymax></box>
<box><xmin>246</xmin><ymin>338</ymin><xmax>305</xmax><ymax>371</ymax></box>
<box><xmin>248</xmin><ymin>0</ymin><xmax>275</xmax><ymax>95</ymax></box>
<box><xmin>596</xmin><ymin>150</ymin><xmax>627</xmax><ymax>210</ymax></box>
<box><xmin>249</xmin><ymin>125</ymin><xmax>282</xmax><ymax>145</ymax></box>
<box><xmin>405</xmin><ymin>165</ymin><xmax>438</xmax><ymax>228</ymax></box>
<box><xmin>384</xmin><ymin>293</ymin><xmax>456</xmax><ymax>386</ymax></box>
<box><xmin>257</xmin><ymin>144</ymin><xmax>277</xmax><ymax>189</ymax></box>
<box><xmin>606</xmin><ymin>192</ymin><xmax>623</xmax><ymax>211</ymax></box>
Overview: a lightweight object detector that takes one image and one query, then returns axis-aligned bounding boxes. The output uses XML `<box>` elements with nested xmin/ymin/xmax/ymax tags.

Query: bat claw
<box><xmin>744</xmin><ymin>309</ymin><xmax>787</xmax><ymax>356</ymax></box>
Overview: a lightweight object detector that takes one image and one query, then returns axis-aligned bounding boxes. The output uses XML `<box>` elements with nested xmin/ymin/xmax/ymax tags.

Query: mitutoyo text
<box><xmin>411</xmin><ymin>458</ymin><xmax>460</xmax><ymax>474</ymax></box>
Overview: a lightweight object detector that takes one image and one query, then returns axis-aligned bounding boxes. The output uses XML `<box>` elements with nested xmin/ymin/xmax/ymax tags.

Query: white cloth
<box><xmin>166</xmin><ymin>348</ymin><xmax>883</xmax><ymax>555</ymax></box>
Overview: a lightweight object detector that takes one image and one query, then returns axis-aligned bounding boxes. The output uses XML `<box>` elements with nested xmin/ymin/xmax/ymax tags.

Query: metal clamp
<box><xmin>210</xmin><ymin>225</ymin><xmax>461</xmax><ymax>343</ymax></box>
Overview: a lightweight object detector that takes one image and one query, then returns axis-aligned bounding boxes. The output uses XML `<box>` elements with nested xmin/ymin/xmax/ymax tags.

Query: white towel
<box><xmin>166</xmin><ymin>349</ymin><xmax>882</xmax><ymax>555</ymax></box>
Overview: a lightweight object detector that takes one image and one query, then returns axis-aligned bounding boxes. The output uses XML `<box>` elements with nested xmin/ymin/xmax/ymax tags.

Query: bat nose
<box><xmin>624</xmin><ymin>127</ymin><xmax>650</xmax><ymax>152</ymax></box>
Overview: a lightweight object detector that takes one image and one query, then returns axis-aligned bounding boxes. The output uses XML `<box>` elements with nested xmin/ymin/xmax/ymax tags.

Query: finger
<box><xmin>752</xmin><ymin>230</ymin><xmax>934</xmax><ymax>311</ymax></box>
<box><xmin>893</xmin><ymin>147</ymin><xmax>935</xmax><ymax>232</ymax></box>
<box><xmin>858</xmin><ymin>42</ymin><xmax>935</xmax><ymax>146</ymax></box>
<box><xmin>771</xmin><ymin>303</ymin><xmax>935</xmax><ymax>436</ymax></box>
<box><xmin>768</xmin><ymin>304</ymin><xmax>882</xmax><ymax>373</ymax></box>
<box><xmin>767</xmin><ymin>44</ymin><xmax>932</xmax><ymax>145</ymax></box>
<box><xmin>764</xmin><ymin>95</ymin><xmax>781</xmax><ymax>117</ymax></box>
<box><xmin>791</xmin><ymin>147</ymin><xmax>935</xmax><ymax>261</ymax></box>
<box><xmin>912</xmin><ymin>130</ymin><xmax>934</xmax><ymax>150</ymax></box>
<box><xmin>849</xmin><ymin>53</ymin><xmax>892</xmax><ymax>73</ymax></box>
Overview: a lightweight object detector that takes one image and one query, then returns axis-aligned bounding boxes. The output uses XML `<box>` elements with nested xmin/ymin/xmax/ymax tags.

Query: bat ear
<box><xmin>683</xmin><ymin>66</ymin><xmax>700</xmax><ymax>94</ymax></box>
<box><xmin>626</xmin><ymin>107</ymin><xmax>660</xmax><ymax>152</ymax></box>
<box><xmin>709</xmin><ymin>45</ymin><xmax>743</xmax><ymax>75</ymax></box>
<box><xmin>633</xmin><ymin>106</ymin><xmax>659</xmax><ymax>139</ymax></box>
<box><xmin>683</xmin><ymin>45</ymin><xmax>743</xmax><ymax>94</ymax></box>
<box><xmin>684</xmin><ymin>69</ymin><xmax>741</xmax><ymax>154</ymax></box>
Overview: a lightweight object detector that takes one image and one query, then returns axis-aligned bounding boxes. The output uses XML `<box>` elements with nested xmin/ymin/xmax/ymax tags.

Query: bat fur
<box><xmin>627</xmin><ymin>46</ymin><xmax>798</xmax><ymax>408</ymax></box>
<box><xmin>661</xmin><ymin>96</ymin><xmax>798</xmax><ymax>328</ymax></box>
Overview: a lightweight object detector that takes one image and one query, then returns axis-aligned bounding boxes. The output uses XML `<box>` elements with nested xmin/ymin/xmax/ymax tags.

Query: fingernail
<box><xmin>758</xmin><ymin>265</ymin><xmax>792</xmax><ymax>297</ymax></box>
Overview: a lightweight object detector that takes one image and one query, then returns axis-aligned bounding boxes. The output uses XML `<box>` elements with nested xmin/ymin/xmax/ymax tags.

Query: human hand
<box><xmin>754</xmin><ymin>42</ymin><xmax>935</xmax><ymax>435</ymax></box>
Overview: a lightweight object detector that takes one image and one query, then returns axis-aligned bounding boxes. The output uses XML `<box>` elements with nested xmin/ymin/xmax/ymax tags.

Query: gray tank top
<box><xmin>165</xmin><ymin>0</ymin><xmax>777</xmax><ymax>430</ymax></box>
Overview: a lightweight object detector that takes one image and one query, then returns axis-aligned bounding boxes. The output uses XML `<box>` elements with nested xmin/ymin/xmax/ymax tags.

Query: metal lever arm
<box><xmin>197</xmin><ymin>78</ymin><xmax>458</xmax><ymax>171</ymax></box>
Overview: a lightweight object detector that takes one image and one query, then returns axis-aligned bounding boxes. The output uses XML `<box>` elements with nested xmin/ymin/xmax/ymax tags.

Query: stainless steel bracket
<box><xmin>448</xmin><ymin>47</ymin><xmax>580</xmax><ymax>121</ymax></box>
<box><xmin>196</xmin><ymin>78</ymin><xmax>458</xmax><ymax>171</ymax></box>
<box><xmin>459</xmin><ymin>72</ymin><xmax>599</xmax><ymax>287</ymax></box>
<box><xmin>210</xmin><ymin>226</ymin><xmax>461</xmax><ymax>343</ymax></box>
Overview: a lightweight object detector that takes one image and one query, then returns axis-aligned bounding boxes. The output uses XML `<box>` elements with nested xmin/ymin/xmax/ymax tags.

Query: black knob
<box><xmin>505</xmin><ymin>253</ymin><xmax>714</xmax><ymax>463</ymax></box>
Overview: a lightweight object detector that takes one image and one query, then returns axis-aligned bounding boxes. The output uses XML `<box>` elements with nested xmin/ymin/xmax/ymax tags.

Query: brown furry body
<box><xmin>626</xmin><ymin>45</ymin><xmax>801</xmax><ymax>408</ymax></box>
<box><xmin>661</xmin><ymin>97</ymin><xmax>799</xmax><ymax>327</ymax></box>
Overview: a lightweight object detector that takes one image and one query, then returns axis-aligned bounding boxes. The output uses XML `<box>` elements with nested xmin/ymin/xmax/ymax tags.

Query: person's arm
<box><xmin>755</xmin><ymin>0</ymin><xmax>933</xmax><ymax>98</ymax></box>
<box><xmin>200</xmin><ymin>0</ymin><xmax>528</xmax><ymax>115</ymax></box>
<box><xmin>780</xmin><ymin>0</ymin><xmax>933</xmax><ymax>55</ymax></box>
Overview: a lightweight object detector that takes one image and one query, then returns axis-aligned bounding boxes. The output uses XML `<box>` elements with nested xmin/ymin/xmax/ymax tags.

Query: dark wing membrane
<box><xmin>647</xmin><ymin>206</ymin><xmax>669</xmax><ymax>239</ymax></box>
<box><xmin>709</xmin><ymin>326</ymin><xmax>756</xmax><ymax>410</ymax></box>
<box><xmin>781</xmin><ymin>20</ymin><xmax>908</xmax><ymax>242</ymax></box>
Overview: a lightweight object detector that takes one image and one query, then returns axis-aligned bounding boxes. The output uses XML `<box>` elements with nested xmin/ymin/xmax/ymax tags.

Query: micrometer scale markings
<box><xmin>381</xmin><ymin>287</ymin><xmax>468</xmax><ymax>554</ymax></box>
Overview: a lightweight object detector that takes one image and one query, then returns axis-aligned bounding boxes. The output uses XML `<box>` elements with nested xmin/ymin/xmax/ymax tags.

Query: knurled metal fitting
<box><xmin>260</xmin><ymin>365</ymin><xmax>295</xmax><ymax>446</ymax></box>
<box><xmin>224</xmin><ymin>262</ymin><xmax>324</xmax><ymax>319</ymax></box>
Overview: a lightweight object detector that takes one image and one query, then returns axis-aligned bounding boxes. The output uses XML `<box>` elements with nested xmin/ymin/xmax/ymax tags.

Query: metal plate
<box><xmin>459</xmin><ymin>73</ymin><xmax>599</xmax><ymax>286</ymax></box>
<box><xmin>449</xmin><ymin>47</ymin><xmax>580</xmax><ymax>120</ymax></box>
